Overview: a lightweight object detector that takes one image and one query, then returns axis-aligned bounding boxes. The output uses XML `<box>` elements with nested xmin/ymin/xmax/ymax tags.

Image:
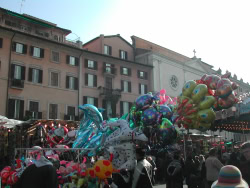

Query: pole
<box><xmin>183</xmin><ymin>132</ymin><xmax>186</xmax><ymax>160</ymax></box>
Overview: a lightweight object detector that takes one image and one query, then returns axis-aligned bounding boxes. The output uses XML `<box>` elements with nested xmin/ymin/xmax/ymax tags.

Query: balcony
<box><xmin>11</xmin><ymin>79</ymin><xmax>24</xmax><ymax>89</ymax></box>
<box><xmin>98</xmin><ymin>86</ymin><xmax>121</xmax><ymax>100</ymax></box>
<box><xmin>64</xmin><ymin>114</ymin><xmax>79</xmax><ymax>121</ymax></box>
<box><xmin>103</xmin><ymin>67</ymin><xmax>117</xmax><ymax>76</ymax></box>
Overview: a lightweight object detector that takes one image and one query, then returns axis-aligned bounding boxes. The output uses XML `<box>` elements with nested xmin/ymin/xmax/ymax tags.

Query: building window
<box><xmin>66</xmin><ymin>55</ymin><xmax>79</xmax><ymax>66</ymax></box>
<box><xmin>12</xmin><ymin>42</ymin><xmax>27</xmax><ymax>54</ymax></box>
<box><xmin>8</xmin><ymin>99</ymin><xmax>24</xmax><ymax>120</ymax></box>
<box><xmin>67</xmin><ymin>106</ymin><xmax>75</xmax><ymax>120</ymax></box>
<box><xmin>121</xmin><ymin>80</ymin><xmax>131</xmax><ymax>93</ymax></box>
<box><xmin>105</xmin><ymin>63</ymin><xmax>111</xmax><ymax>73</ymax></box>
<box><xmin>83</xmin><ymin>96</ymin><xmax>98</xmax><ymax>106</ymax></box>
<box><xmin>51</xmin><ymin>51</ymin><xmax>60</xmax><ymax>62</ymax></box>
<box><xmin>121</xmin><ymin>67</ymin><xmax>131</xmax><ymax>76</ymax></box>
<box><xmin>170</xmin><ymin>75</ymin><xmax>178</xmax><ymax>90</ymax></box>
<box><xmin>120</xmin><ymin>101</ymin><xmax>132</xmax><ymax>116</ymax></box>
<box><xmin>119</xmin><ymin>50</ymin><xmax>127</xmax><ymax>60</ymax></box>
<box><xmin>85</xmin><ymin>73</ymin><xmax>97</xmax><ymax>87</ymax></box>
<box><xmin>85</xmin><ymin>59</ymin><xmax>97</xmax><ymax>70</ymax></box>
<box><xmin>104</xmin><ymin>45</ymin><xmax>112</xmax><ymax>55</ymax></box>
<box><xmin>28</xmin><ymin>68</ymin><xmax>43</xmax><ymax>84</ymax></box>
<box><xmin>50</xmin><ymin>72</ymin><xmax>59</xmax><ymax>87</ymax></box>
<box><xmin>14</xmin><ymin>65</ymin><xmax>22</xmax><ymax>80</ymax></box>
<box><xmin>29</xmin><ymin>101</ymin><xmax>39</xmax><ymax>112</ymax></box>
<box><xmin>66</xmin><ymin>75</ymin><xmax>78</xmax><ymax>90</ymax></box>
<box><xmin>49</xmin><ymin>103</ymin><xmax>58</xmax><ymax>119</ymax></box>
<box><xmin>139</xmin><ymin>83</ymin><xmax>148</xmax><ymax>95</ymax></box>
<box><xmin>137</xmin><ymin>70</ymin><xmax>148</xmax><ymax>80</ymax></box>
<box><xmin>30</xmin><ymin>46</ymin><xmax>44</xmax><ymax>58</ymax></box>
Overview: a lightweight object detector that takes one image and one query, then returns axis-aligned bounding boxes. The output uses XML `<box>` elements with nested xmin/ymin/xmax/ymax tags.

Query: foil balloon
<box><xmin>135</xmin><ymin>93</ymin><xmax>154</xmax><ymax>110</ymax></box>
<box><xmin>141</xmin><ymin>106</ymin><xmax>158</xmax><ymax>126</ymax></box>
<box><xmin>94</xmin><ymin>160</ymin><xmax>113</xmax><ymax>179</ymax></box>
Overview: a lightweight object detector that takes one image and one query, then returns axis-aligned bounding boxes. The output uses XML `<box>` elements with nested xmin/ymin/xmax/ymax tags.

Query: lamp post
<box><xmin>179</xmin><ymin>127</ymin><xmax>186</xmax><ymax>160</ymax></box>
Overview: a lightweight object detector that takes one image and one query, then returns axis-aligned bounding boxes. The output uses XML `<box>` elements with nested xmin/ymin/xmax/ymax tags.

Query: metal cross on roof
<box><xmin>193</xmin><ymin>49</ymin><xmax>196</xmax><ymax>57</ymax></box>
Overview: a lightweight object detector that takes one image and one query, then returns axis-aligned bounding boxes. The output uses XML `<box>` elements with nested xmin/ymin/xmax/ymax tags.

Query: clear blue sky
<box><xmin>1</xmin><ymin>0</ymin><xmax>250</xmax><ymax>83</ymax></box>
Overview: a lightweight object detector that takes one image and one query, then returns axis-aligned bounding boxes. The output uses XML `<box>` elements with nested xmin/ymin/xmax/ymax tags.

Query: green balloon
<box><xmin>197</xmin><ymin>108</ymin><xmax>216</xmax><ymax>123</ymax></box>
<box><xmin>191</xmin><ymin>84</ymin><xmax>208</xmax><ymax>104</ymax></box>
<box><xmin>199</xmin><ymin>96</ymin><xmax>216</xmax><ymax>110</ymax></box>
<box><xmin>182</xmin><ymin>80</ymin><xmax>197</xmax><ymax>97</ymax></box>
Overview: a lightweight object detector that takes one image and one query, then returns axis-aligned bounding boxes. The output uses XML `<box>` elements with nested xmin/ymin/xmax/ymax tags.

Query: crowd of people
<box><xmin>149</xmin><ymin>141</ymin><xmax>250</xmax><ymax>188</ymax></box>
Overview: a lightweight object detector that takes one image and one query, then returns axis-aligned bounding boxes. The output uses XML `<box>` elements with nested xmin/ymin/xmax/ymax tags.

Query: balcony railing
<box><xmin>11</xmin><ymin>79</ymin><xmax>24</xmax><ymax>88</ymax></box>
<box><xmin>25</xmin><ymin>111</ymin><xmax>42</xmax><ymax>120</ymax></box>
<box><xmin>103</xmin><ymin>67</ymin><xmax>117</xmax><ymax>75</ymax></box>
<box><xmin>98</xmin><ymin>86</ymin><xmax>121</xmax><ymax>100</ymax></box>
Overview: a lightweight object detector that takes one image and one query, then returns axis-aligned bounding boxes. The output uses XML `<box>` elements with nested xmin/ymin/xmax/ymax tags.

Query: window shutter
<box><xmin>12</xmin><ymin>42</ymin><xmax>16</xmax><ymax>51</ymax></box>
<box><xmin>121</xmin><ymin>80</ymin><xmax>124</xmax><ymax>91</ymax></box>
<box><xmin>75</xmin><ymin>57</ymin><xmax>79</xmax><ymax>66</ymax></box>
<box><xmin>119</xmin><ymin>50</ymin><xmax>121</xmax><ymax>58</ymax></box>
<box><xmin>111</xmin><ymin>64</ymin><xmax>115</xmax><ymax>74</ymax></box>
<box><xmin>11</xmin><ymin>64</ymin><xmax>15</xmax><ymax>79</ymax></box>
<box><xmin>28</xmin><ymin>68</ymin><xmax>33</xmax><ymax>82</ymax></box>
<box><xmin>128</xmin><ymin>68</ymin><xmax>131</xmax><ymax>76</ymax></box>
<box><xmin>125</xmin><ymin>52</ymin><xmax>128</xmax><ymax>60</ymax></box>
<box><xmin>64</xmin><ymin>115</ymin><xmax>70</xmax><ymax>120</ymax></box>
<box><xmin>94</xmin><ymin>98</ymin><xmax>98</xmax><ymax>107</ymax></box>
<box><xmin>66</xmin><ymin>76</ymin><xmax>69</xmax><ymax>89</ymax></box>
<box><xmin>0</xmin><ymin>38</ymin><xmax>2</xmax><ymax>48</ymax></box>
<box><xmin>94</xmin><ymin>61</ymin><xmax>98</xmax><ymax>70</ymax></box>
<box><xmin>40</xmin><ymin>48</ymin><xmax>44</xmax><ymax>58</ymax></box>
<box><xmin>139</xmin><ymin>84</ymin><xmax>141</xmax><ymax>94</ymax></box>
<box><xmin>137</xmin><ymin>70</ymin><xmax>140</xmax><ymax>78</ymax></box>
<box><xmin>109</xmin><ymin>46</ymin><xmax>112</xmax><ymax>55</ymax></box>
<box><xmin>74</xmin><ymin>77</ymin><xmax>78</xmax><ymax>90</ymax></box>
<box><xmin>84</xmin><ymin>59</ymin><xmax>88</xmax><ymax>68</ymax></box>
<box><xmin>38</xmin><ymin>112</ymin><xmax>42</xmax><ymax>119</ymax></box>
<box><xmin>19</xmin><ymin>100</ymin><xmax>24</xmax><ymax>120</ymax></box>
<box><xmin>8</xmin><ymin>99</ymin><xmax>15</xmax><ymax>119</ymax></box>
<box><xmin>120</xmin><ymin>101</ymin><xmax>123</xmax><ymax>116</ymax></box>
<box><xmin>120</xmin><ymin>67</ymin><xmax>123</xmax><ymax>75</ymax></box>
<box><xmin>145</xmin><ymin>85</ymin><xmax>148</xmax><ymax>93</ymax></box>
<box><xmin>38</xmin><ymin>70</ymin><xmax>43</xmax><ymax>84</ymax></box>
<box><xmin>23</xmin><ymin>44</ymin><xmax>27</xmax><ymax>54</ymax></box>
<box><xmin>66</xmin><ymin>55</ymin><xmax>70</xmax><ymax>64</ymax></box>
<box><xmin>85</xmin><ymin>74</ymin><xmax>88</xmax><ymax>85</ymax></box>
<box><xmin>128</xmin><ymin>82</ymin><xmax>131</xmax><ymax>93</ymax></box>
<box><xmin>145</xmin><ymin>72</ymin><xmax>148</xmax><ymax>80</ymax></box>
<box><xmin>25</xmin><ymin>110</ymin><xmax>32</xmax><ymax>118</ymax></box>
<box><xmin>83</xmin><ymin>96</ymin><xmax>87</xmax><ymax>104</ymax></box>
<box><xmin>94</xmin><ymin>75</ymin><xmax>97</xmax><ymax>87</ymax></box>
<box><xmin>30</xmin><ymin>46</ymin><xmax>34</xmax><ymax>56</ymax></box>
<box><xmin>21</xmin><ymin>66</ymin><xmax>25</xmax><ymax>80</ymax></box>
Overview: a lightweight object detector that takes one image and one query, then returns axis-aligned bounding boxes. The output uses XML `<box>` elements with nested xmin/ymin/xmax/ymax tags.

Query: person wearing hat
<box><xmin>211</xmin><ymin>165</ymin><xmax>249</xmax><ymax>188</ymax></box>
<box><xmin>205</xmin><ymin>148</ymin><xmax>224</xmax><ymax>187</ymax></box>
<box><xmin>132</xmin><ymin>147</ymin><xmax>153</xmax><ymax>188</ymax></box>
<box><xmin>240</xmin><ymin>142</ymin><xmax>250</xmax><ymax>185</ymax></box>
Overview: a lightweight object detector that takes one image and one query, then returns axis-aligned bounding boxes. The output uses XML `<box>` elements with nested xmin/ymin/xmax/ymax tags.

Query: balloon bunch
<box><xmin>46</xmin><ymin>125</ymin><xmax>69</xmax><ymax>147</ymax></box>
<box><xmin>155</xmin><ymin>89</ymin><xmax>177</xmax><ymax>105</ymax></box>
<box><xmin>129</xmin><ymin>91</ymin><xmax>178</xmax><ymax>146</ymax></box>
<box><xmin>199</xmin><ymin>72</ymin><xmax>239</xmax><ymax>110</ymax></box>
<box><xmin>0</xmin><ymin>166</ymin><xmax>19</xmax><ymax>186</ymax></box>
<box><xmin>175</xmin><ymin>80</ymin><xmax>216</xmax><ymax>131</ymax></box>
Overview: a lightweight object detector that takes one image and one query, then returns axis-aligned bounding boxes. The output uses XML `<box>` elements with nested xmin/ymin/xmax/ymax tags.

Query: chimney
<box><xmin>100</xmin><ymin>34</ymin><xmax>104</xmax><ymax>53</ymax></box>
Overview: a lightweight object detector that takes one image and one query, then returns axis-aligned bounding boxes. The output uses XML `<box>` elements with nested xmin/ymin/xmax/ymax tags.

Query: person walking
<box><xmin>205</xmin><ymin>148</ymin><xmax>224</xmax><ymax>187</ymax></box>
<box><xmin>132</xmin><ymin>147</ymin><xmax>153</xmax><ymax>188</ymax></box>
<box><xmin>239</xmin><ymin>141</ymin><xmax>250</xmax><ymax>185</ymax></box>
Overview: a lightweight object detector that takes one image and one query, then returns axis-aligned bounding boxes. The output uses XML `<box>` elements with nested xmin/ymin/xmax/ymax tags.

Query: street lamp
<box><xmin>179</xmin><ymin>126</ymin><xmax>186</xmax><ymax>160</ymax></box>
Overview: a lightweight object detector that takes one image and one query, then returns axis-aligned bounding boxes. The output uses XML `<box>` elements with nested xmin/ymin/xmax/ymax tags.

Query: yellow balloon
<box><xmin>94</xmin><ymin>160</ymin><xmax>113</xmax><ymax>179</ymax></box>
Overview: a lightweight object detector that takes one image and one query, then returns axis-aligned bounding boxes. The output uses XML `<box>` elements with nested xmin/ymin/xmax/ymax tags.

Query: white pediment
<box><xmin>185</xmin><ymin>60</ymin><xmax>206</xmax><ymax>73</ymax></box>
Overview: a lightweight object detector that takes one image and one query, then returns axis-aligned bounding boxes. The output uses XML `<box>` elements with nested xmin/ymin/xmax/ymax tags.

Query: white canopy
<box><xmin>0</xmin><ymin>115</ymin><xmax>23</xmax><ymax>128</ymax></box>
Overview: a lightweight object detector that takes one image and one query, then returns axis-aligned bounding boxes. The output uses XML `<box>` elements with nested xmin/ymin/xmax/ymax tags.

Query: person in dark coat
<box><xmin>166</xmin><ymin>153</ymin><xmax>183</xmax><ymax>188</ymax></box>
<box><xmin>239</xmin><ymin>142</ymin><xmax>250</xmax><ymax>185</ymax></box>
<box><xmin>132</xmin><ymin>147</ymin><xmax>153</xmax><ymax>188</ymax></box>
<box><xmin>227</xmin><ymin>152</ymin><xmax>240</xmax><ymax>169</ymax></box>
<box><xmin>14</xmin><ymin>154</ymin><xmax>58</xmax><ymax>188</ymax></box>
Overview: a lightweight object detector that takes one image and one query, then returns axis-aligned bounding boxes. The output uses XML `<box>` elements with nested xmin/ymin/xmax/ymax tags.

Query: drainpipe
<box><xmin>5</xmin><ymin>32</ymin><xmax>16</xmax><ymax>116</ymax></box>
<box><xmin>78</xmin><ymin>50</ymin><xmax>83</xmax><ymax>119</ymax></box>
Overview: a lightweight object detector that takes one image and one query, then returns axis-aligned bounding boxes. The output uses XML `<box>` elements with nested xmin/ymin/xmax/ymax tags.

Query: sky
<box><xmin>1</xmin><ymin>0</ymin><xmax>250</xmax><ymax>83</ymax></box>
